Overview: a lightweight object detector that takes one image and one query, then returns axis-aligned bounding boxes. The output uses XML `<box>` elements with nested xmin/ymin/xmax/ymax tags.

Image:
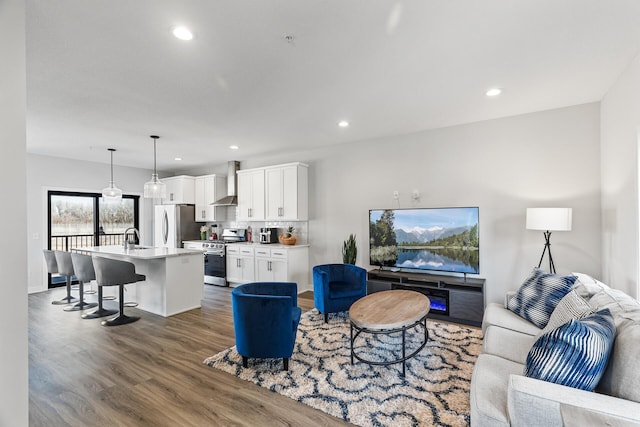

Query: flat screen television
<box><xmin>369</xmin><ymin>207</ymin><xmax>479</xmax><ymax>274</ymax></box>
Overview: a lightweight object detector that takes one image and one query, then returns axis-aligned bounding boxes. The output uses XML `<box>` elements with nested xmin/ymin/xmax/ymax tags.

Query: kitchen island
<box><xmin>77</xmin><ymin>245</ymin><xmax>204</xmax><ymax>317</ymax></box>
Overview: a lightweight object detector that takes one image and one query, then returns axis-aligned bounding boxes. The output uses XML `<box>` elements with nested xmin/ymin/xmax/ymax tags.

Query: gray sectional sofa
<box><xmin>470</xmin><ymin>273</ymin><xmax>640</xmax><ymax>426</ymax></box>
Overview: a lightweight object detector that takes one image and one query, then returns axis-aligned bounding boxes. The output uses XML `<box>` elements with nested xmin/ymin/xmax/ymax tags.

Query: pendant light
<box><xmin>143</xmin><ymin>135</ymin><xmax>166</xmax><ymax>198</ymax></box>
<box><xmin>101</xmin><ymin>148</ymin><xmax>123</xmax><ymax>199</ymax></box>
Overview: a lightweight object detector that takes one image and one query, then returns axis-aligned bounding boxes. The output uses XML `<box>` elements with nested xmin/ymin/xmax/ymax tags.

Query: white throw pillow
<box><xmin>571</xmin><ymin>271</ymin><xmax>610</xmax><ymax>297</ymax></box>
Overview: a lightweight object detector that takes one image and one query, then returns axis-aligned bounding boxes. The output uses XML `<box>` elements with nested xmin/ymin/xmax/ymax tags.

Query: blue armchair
<box><xmin>231</xmin><ymin>282</ymin><xmax>302</xmax><ymax>371</ymax></box>
<box><xmin>313</xmin><ymin>263</ymin><xmax>367</xmax><ymax>323</ymax></box>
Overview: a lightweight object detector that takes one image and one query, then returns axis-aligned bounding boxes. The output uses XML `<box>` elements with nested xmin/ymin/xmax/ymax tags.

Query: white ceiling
<box><xmin>26</xmin><ymin>1</ymin><xmax>640</xmax><ymax>173</ymax></box>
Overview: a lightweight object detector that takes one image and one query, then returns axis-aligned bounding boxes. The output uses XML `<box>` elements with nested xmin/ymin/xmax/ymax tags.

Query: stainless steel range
<box><xmin>203</xmin><ymin>228</ymin><xmax>246</xmax><ymax>286</ymax></box>
<box><xmin>203</xmin><ymin>241</ymin><xmax>226</xmax><ymax>286</ymax></box>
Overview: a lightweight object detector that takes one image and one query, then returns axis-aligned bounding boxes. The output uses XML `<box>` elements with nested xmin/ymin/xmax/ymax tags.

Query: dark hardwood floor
<box><xmin>29</xmin><ymin>285</ymin><xmax>350</xmax><ymax>426</ymax></box>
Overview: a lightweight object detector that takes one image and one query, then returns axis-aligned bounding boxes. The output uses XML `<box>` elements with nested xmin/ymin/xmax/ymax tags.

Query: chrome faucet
<box><xmin>123</xmin><ymin>227</ymin><xmax>140</xmax><ymax>249</ymax></box>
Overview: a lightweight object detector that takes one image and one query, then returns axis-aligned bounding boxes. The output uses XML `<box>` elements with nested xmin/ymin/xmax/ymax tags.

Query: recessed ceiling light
<box><xmin>229</xmin><ymin>145</ymin><xmax>239</xmax><ymax>150</ymax></box>
<box><xmin>174</xmin><ymin>157</ymin><xmax>182</xmax><ymax>161</ymax></box>
<box><xmin>485</xmin><ymin>88</ymin><xmax>502</xmax><ymax>97</ymax></box>
<box><xmin>172</xmin><ymin>26</ymin><xmax>193</xmax><ymax>41</ymax></box>
<box><xmin>338</xmin><ymin>120</ymin><xmax>350</xmax><ymax>128</ymax></box>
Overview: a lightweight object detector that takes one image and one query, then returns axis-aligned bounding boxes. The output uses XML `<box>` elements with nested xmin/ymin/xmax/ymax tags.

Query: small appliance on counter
<box><xmin>259</xmin><ymin>227</ymin><xmax>279</xmax><ymax>244</ymax></box>
<box><xmin>221</xmin><ymin>228</ymin><xmax>247</xmax><ymax>242</ymax></box>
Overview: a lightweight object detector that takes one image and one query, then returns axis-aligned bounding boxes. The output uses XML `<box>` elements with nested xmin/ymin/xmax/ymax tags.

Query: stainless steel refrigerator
<box><xmin>154</xmin><ymin>204</ymin><xmax>202</xmax><ymax>248</ymax></box>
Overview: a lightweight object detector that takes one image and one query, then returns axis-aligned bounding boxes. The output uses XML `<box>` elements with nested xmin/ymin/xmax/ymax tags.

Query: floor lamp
<box><xmin>526</xmin><ymin>208</ymin><xmax>572</xmax><ymax>274</ymax></box>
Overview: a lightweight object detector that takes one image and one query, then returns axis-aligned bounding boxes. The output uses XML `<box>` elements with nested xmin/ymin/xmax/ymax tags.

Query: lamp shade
<box><xmin>526</xmin><ymin>208</ymin><xmax>572</xmax><ymax>231</ymax></box>
<box><xmin>143</xmin><ymin>135</ymin><xmax>166</xmax><ymax>199</ymax></box>
<box><xmin>143</xmin><ymin>174</ymin><xmax>166</xmax><ymax>199</ymax></box>
<box><xmin>101</xmin><ymin>148</ymin><xmax>122</xmax><ymax>200</ymax></box>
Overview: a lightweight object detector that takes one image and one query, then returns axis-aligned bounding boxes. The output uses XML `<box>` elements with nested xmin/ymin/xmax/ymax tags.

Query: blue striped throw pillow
<box><xmin>524</xmin><ymin>308</ymin><xmax>616</xmax><ymax>391</ymax></box>
<box><xmin>507</xmin><ymin>268</ymin><xmax>576</xmax><ymax>328</ymax></box>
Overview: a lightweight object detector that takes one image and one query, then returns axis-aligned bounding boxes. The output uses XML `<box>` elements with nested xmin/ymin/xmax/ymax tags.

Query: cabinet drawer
<box><xmin>269</xmin><ymin>249</ymin><xmax>287</xmax><ymax>259</ymax></box>
<box><xmin>239</xmin><ymin>246</ymin><xmax>254</xmax><ymax>256</ymax></box>
<box><xmin>254</xmin><ymin>247</ymin><xmax>271</xmax><ymax>258</ymax></box>
<box><xmin>226</xmin><ymin>246</ymin><xmax>240</xmax><ymax>255</ymax></box>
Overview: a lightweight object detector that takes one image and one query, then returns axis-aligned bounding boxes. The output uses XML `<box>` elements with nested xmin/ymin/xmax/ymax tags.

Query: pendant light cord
<box><xmin>151</xmin><ymin>135</ymin><xmax>160</xmax><ymax>175</ymax></box>
<box><xmin>108</xmin><ymin>148</ymin><xmax>116</xmax><ymax>184</ymax></box>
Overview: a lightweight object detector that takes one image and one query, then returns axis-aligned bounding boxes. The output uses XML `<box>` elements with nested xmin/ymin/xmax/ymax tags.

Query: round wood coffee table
<box><xmin>349</xmin><ymin>290</ymin><xmax>430</xmax><ymax>376</ymax></box>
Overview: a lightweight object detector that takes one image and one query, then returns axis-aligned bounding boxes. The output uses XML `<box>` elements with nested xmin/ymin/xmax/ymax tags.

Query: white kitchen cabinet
<box><xmin>254</xmin><ymin>246</ymin><xmax>287</xmax><ymax>282</ymax></box>
<box><xmin>265</xmin><ymin>163</ymin><xmax>308</xmax><ymax>221</ymax></box>
<box><xmin>253</xmin><ymin>245</ymin><xmax>309</xmax><ymax>285</ymax></box>
<box><xmin>236</xmin><ymin>169</ymin><xmax>265</xmax><ymax>221</ymax></box>
<box><xmin>162</xmin><ymin>175</ymin><xmax>195</xmax><ymax>204</ymax></box>
<box><xmin>194</xmin><ymin>174</ymin><xmax>227</xmax><ymax>222</ymax></box>
<box><xmin>226</xmin><ymin>245</ymin><xmax>255</xmax><ymax>284</ymax></box>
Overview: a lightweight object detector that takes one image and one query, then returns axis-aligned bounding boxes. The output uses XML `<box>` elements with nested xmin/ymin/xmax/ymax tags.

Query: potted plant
<box><xmin>279</xmin><ymin>226</ymin><xmax>297</xmax><ymax>245</ymax></box>
<box><xmin>342</xmin><ymin>234</ymin><xmax>357</xmax><ymax>264</ymax></box>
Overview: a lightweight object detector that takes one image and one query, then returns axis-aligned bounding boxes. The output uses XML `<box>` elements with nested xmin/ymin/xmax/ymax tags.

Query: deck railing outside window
<box><xmin>50</xmin><ymin>233</ymin><xmax>126</xmax><ymax>252</ymax></box>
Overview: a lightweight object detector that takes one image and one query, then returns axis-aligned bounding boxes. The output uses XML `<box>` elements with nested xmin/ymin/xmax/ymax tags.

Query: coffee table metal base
<box><xmin>350</xmin><ymin>314</ymin><xmax>429</xmax><ymax>376</ymax></box>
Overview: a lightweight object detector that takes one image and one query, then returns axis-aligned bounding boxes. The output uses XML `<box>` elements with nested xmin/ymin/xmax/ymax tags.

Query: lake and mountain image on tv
<box><xmin>369</xmin><ymin>207</ymin><xmax>479</xmax><ymax>274</ymax></box>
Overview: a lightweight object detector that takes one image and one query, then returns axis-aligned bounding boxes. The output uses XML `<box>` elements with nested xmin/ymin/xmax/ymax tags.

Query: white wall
<box><xmin>27</xmin><ymin>154</ymin><xmax>155</xmax><ymax>293</ymax></box>
<box><xmin>241</xmin><ymin>103</ymin><xmax>602</xmax><ymax>304</ymax></box>
<box><xmin>600</xmin><ymin>52</ymin><xmax>640</xmax><ymax>299</ymax></box>
<box><xmin>0</xmin><ymin>0</ymin><xmax>28</xmax><ymax>424</ymax></box>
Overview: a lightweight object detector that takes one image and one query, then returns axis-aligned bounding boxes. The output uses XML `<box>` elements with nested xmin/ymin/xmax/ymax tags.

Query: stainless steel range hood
<box><xmin>211</xmin><ymin>161</ymin><xmax>240</xmax><ymax>206</ymax></box>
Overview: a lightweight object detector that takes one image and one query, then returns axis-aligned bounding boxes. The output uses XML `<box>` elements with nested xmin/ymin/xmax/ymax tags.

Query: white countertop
<box><xmin>78</xmin><ymin>245</ymin><xmax>203</xmax><ymax>260</ymax></box>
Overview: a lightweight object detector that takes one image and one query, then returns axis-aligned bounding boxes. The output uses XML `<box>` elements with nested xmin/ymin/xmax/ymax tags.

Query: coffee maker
<box><xmin>259</xmin><ymin>227</ymin><xmax>279</xmax><ymax>244</ymax></box>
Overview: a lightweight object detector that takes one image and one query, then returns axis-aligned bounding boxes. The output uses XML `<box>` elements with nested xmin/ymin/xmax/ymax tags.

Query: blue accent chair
<box><xmin>313</xmin><ymin>264</ymin><xmax>367</xmax><ymax>323</ymax></box>
<box><xmin>232</xmin><ymin>282</ymin><xmax>302</xmax><ymax>371</ymax></box>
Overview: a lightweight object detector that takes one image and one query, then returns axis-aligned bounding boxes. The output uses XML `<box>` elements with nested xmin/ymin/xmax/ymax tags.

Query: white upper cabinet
<box><xmin>237</xmin><ymin>169</ymin><xmax>265</xmax><ymax>221</ymax></box>
<box><xmin>162</xmin><ymin>176</ymin><xmax>195</xmax><ymax>204</ymax></box>
<box><xmin>194</xmin><ymin>174</ymin><xmax>227</xmax><ymax>222</ymax></box>
<box><xmin>265</xmin><ymin>163</ymin><xmax>308</xmax><ymax>221</ymax></box>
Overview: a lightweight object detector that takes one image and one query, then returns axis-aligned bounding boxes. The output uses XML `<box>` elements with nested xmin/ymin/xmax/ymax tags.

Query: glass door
<box><xmin>47</xmin><ymin>191</ymin><xmax>139</xmax><ymax>288</ymax></box>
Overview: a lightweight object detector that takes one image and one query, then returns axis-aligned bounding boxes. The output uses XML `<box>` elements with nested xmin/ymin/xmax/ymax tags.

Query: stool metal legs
<box><xmin>101</xmin><ymin>285</ymin><xmax>140</xmax><ymax>326</ymax></box>
<box><xmin>82</xmin><ymin>285</ymin><xmax>117</xmax><ymax>319</ymax></box>
<box><xmin>64</xmin><ymin>279</ymin><xmax>98</xmax><ymax>312</ymax></box>
<box><xmin>51</xmin><ymin>275</ymin><xmax>78</xmax><ymax>305</ymax></box>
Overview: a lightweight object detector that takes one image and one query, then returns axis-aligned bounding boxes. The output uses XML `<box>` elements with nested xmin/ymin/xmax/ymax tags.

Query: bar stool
<box><xmin>46</xmin><ymin>250</ymin><xmax>78</xmax><ymax>305</ymax></box>
<box><xmin>92</xmin><ymin>256</ymin><xmax>146</xmax><ymax>326</ymax></box>
<box><xmin>55</xmin><ymin>251</ymin><xmax>93</xmax><ymax>310</ymax></box>
<box><xmin>44</xmin><ymin>250</ymin><xmax>63</xmax><ymax>305</ymax></box>
<box><xmin>67</xmin><ymin>253</ymin><xmax>99</xmax><ymax>312</ymax></box>
<box><xmin>76</xmin><ymin>253</ymin><xmax>117</xmax><ymax>320</ymax></box>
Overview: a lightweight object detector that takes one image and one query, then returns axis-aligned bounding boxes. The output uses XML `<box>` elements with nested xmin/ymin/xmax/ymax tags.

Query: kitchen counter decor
<box><xmin>279</xmin><ymin>226</ymin><xmax>296</xmax><ymax>245</ymax></box>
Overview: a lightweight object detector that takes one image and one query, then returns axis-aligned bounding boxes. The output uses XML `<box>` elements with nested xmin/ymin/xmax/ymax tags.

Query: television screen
<box><xmin>369</xmin><ymin>207</ymin><xmax>479</xmax><ymax>274</ymax></box>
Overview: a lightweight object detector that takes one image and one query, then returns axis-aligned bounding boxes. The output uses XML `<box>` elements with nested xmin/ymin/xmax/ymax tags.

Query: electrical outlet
<box><xmin>393</xmin><ymin>190</ymin><xmax>400</xmax><ymax>200</ymax></box>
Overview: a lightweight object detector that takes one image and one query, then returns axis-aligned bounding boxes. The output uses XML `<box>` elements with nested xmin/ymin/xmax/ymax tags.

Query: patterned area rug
<box><xmin>204</xmin><ymin>309</ymin><xmax>483</xmax><ymax>427</ymax></box>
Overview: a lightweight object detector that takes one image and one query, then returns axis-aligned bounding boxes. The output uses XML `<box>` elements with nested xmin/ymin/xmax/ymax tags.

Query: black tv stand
<box><xmin>366</xmin><ymin>269</ymin><xmax>485</xmax><ymax>327</ymax></box>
